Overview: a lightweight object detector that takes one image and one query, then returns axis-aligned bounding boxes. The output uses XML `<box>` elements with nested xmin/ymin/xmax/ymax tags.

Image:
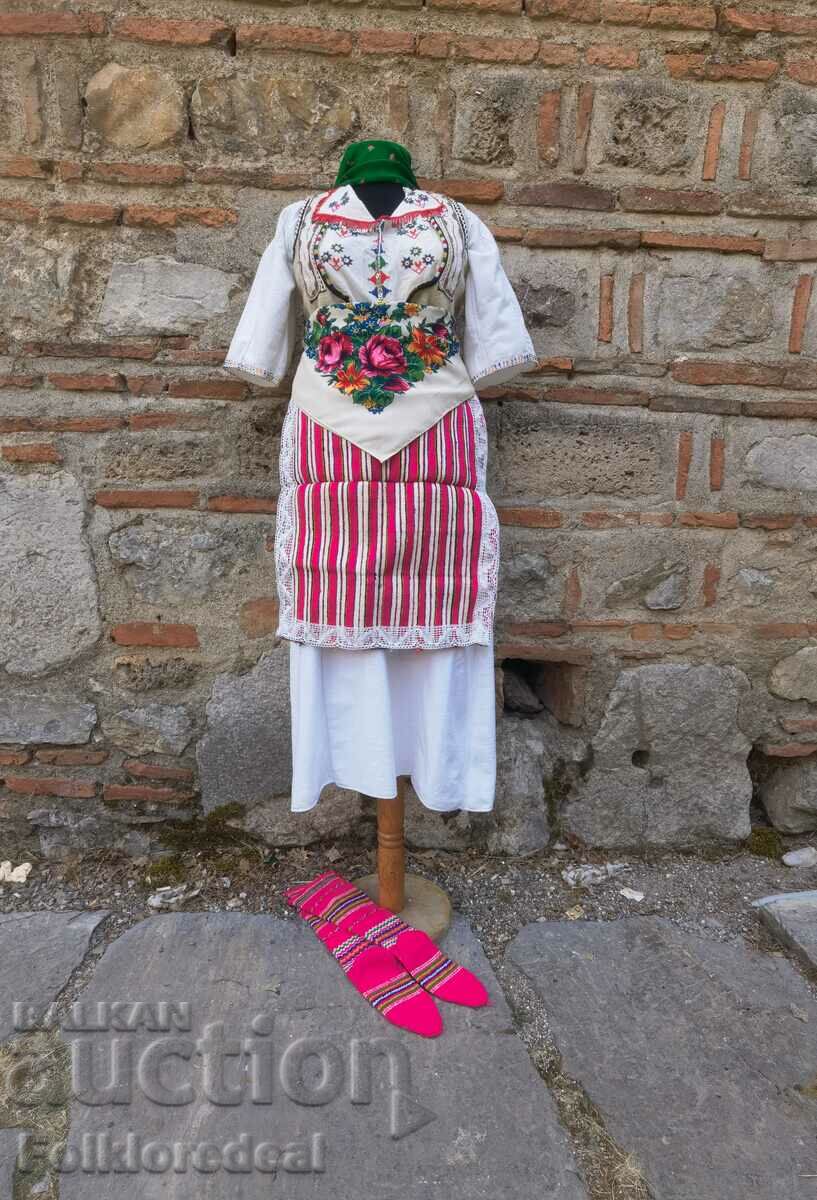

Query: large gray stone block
<box><xmin>508</xmin><ymin>916</ymin><xmax>817</xmax><ymax>1200</ymax></box>
<box><xmin>0</xmin><ymin>472</ymin><xmax>101</xmax><ymax>677</ymax></box>
<box><xmin>197</xmin><ymin>648</ymin><xmax>292</xmax><ymax>813</ymax></box>
<box><xmin>98</xmin><ymin>257</ymin><xmax>237</xmax><ymax>336</ymax></box>
<box><xmin>562</xmin><ymin>663</ymin><xmax>752</xmax><ymax>847</ymax></box>
<box><xmin>0</xmin><ymin>694</ymin><xmax>97</xmax><ymax>746</ymax></box>
<box><xmin>760</xmin><ymin>756</ymin><xmax>817</xmax><ymax>833</ymax></box>
<box><xmin>57</xmin><ymin>913</ymin><xmax>588</xmax><ymax>1199</ymax></box>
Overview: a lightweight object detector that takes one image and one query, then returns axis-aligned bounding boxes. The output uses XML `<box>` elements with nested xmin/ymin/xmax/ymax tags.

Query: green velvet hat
<box><xmin>334</xmin><ymin>139</ymin><xmax>418</xmax><ymax>189</ymax></box>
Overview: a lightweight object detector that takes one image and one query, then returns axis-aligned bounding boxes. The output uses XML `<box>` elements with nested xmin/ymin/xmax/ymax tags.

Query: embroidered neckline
<box><xmin>312</xmin><ymin>185</ymin><xmax>445</xmax><ymax>229</ymax></box>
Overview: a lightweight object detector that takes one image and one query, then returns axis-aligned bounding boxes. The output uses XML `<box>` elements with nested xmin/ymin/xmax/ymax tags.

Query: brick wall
<box><xmin>2</xmin><ymin>0</ymin><xmax>817</xmax><ymax>858</ymax></box>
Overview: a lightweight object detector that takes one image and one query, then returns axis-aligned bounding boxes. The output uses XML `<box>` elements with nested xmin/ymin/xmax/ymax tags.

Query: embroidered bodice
<box><xmin>225</xmin><ymin>184</ymin><xmax>538</xmax><ymax>461</ymax></box>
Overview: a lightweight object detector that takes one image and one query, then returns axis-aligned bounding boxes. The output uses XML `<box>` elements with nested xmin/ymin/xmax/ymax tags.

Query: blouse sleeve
<box><xmin>460</xmin><ymin>207</ymin><xmax>539</xmax><ymax>389</ymax></box>
<box><xmin>223</xmin><ymin>201</ymin><xmax>303</xmax><ymax>387</ymax></box>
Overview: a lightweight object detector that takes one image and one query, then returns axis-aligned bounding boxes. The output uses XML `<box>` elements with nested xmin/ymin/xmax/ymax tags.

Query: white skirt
<box><xmin>289</xmin><ymin>642</ymin><xmax>497</xmax><ymax>814</ymax></box>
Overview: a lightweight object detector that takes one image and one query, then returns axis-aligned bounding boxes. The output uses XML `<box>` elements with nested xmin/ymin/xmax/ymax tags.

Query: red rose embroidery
<box><xmin>317</xmin><ymin>331</ymin><xmax>354</xmax><ymax>371</ymax></box>
<box><xmin>358</xmin><ymin>334</ymin><xmax>407</xmax><ymax>376</ymax></box>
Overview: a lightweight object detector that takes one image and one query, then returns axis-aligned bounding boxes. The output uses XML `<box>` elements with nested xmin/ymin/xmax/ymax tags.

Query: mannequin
<box><xmin>350</xmin><ymin>182</ymin><xmax>405</xmax><ymax>222</ymax></box>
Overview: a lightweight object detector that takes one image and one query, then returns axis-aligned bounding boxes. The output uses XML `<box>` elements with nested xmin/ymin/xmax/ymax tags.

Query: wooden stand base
<box><xmin>354</xmin><ymin>776</ymin><xmax>452</xmax><ymax>941</ymax></box>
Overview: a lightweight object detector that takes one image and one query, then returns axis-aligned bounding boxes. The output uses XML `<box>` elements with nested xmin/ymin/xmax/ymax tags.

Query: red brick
<box><xmin>124</xmin><ymin>760</ymin><xmax>195</xmax><ymax>782</ymax></box>
<box><xmin>650</xmin><ymin>4</ymin><xmax>716</xmax><ymax>26</ymax></box>
<box><xmin>515</xmin><ymin>181</ymin><xmax>615</xmax><ymax>211</ymax></box>
<box><xmin>582</xmin><ymin>510</ymin><xmax>640</xmax><ymax>527</ymax></box>
<box><xmin>0</xmin><ymin>156</ymin><xmax>49</xmax><ymax>178</ymax></box>
<box><xmin>546</xmin><ymin>384</ymin><xmax>647</xmax><ymax>406</ymax></box>
<box><xmin>574</xmin><ymin>83</ymin><xmax>594</xmax><ymax>173</ymax></box>
<box><xmin>743</xmin><ymin>399</ymin><xmax>817</xmax><ymax>419</ymax></box>
<box><xmin>48</xmin><ymin>372</ymin><xmax>124</xmax><ymax>392</ymax></box>
<box><xmin>2</xmin><ymin>442</ymin><xmax>60</xmax><ymax>463</ymax></box>
<box><xmin>631</xmin><ymin>623</ymin><xmax>661</xmax><ymax>640</ymax></box>
<box><xmin>0</xmin><ymin>416</ymin><xmax>125</xmax><ymax>434</ymax></box>
<box><xmin>671</xmin><ymin>360</ymin><xmax>784</xmax><ymax>387</ymax></box>
<box><xmin>666</xmin><ymin>53</ymin><xmax>778</xmax><ymax>81</ymax></box>
<box><xmin>597</xmin><ymin>276</ymin><xmax>615</xmax><ymax>346</ymax></box>
<box><xmin>0</xmin><ymin>199</ymin><xmax>39</xmax><ymax>222</ymax></box>
<box><xmin>95</xmin><ymin>489</ymin><xmax>199</xmax><ymax>509</ymax></box>
<box><xmin>429</xmin><ymin>0</ymin><xmax>522</xmax><ymax>9</ymax></box>
<box><xmin>167</xmin><ymin>379</ymin><xmax>248</xmax><ymax>401</ymax></box>
<box><xmin>782</xmin><ymin>718</ymin><xmax>817</xmax><ymax>734</ymax></box>
<box><xmin>763</xmin><ymin>742</ymin><xmax>817</xmax><ymax>758</ymax></box>
<box><xmin>703</xmin><ymin>562</ymin><xmax>720</xmax><ymax>606</ymax></box>
<box><xmin>0</xmin><ymin>376</ymin><xmax>40</xmax><ymax>391</ymax></box>
<box><xmin>586</xmin><ymin>44</ymin><xmax>638</xmax><ymax>68</ymax></box>
<box><xmin>430</xmin><ymin>179</ymin><xmax>505</xmax><ymax>203</ymax></box>
<box><xmin>663</xmin><ymin>623</ymin><xmax>697</xmax><ymax>639</ymax></box>
<box><xmin>741</xmin><ymin>514</ymin><xmax>797</xmax><ymax>529</ymax></box>
<box><xmin>0</xmin><ymin>12</ymin><xmax>106</xmax><ymax>36</ymax></box>
<box><xmin>240</xmin><ymin>597</ymin><xmax>279</xmax><ymax>638</ymax></box>
<box><xmin>415</xmin><ymin>33</ymin><xmax>453</xmax><ymax>58</ymax></box>
<box><xmin>498</xmin><ymin>507</ymin><xmax>563</xmax><ymax>527</ymax></box>
<box><xmin>56</xmin><ymin>161</ymin><xmax>83</xmax><ymax>183</ymax></box>
<box><xmin>572</xmin><ymin>618</ymin><xmax>631</xmax><ymax>628</ymax></box>
<box><xmin>3</xmin><ymin>775</ymin><xmax>96</xmax><ymax>798</ymax></box>
<box><xmin>679</xmin><ymin>511</ymin><xmax>739</xmax><ymax>528</ymax></box>
<box><xmin>123</xmin><ymin>205</ymin><xmax>237</xmax><ymax>230</ymax></box>
<box><xmin>129</xmin><ymin>412</ymin><xmax>211</xmax><ymax>431</ymax></box>
<box><xmin>538</xmin><ymin>43</ymin><xmax>579</xmax><ymax>66</ymax></box>
<box><xmin>494</xmin><ymin>642</ymin><xmax>593</xmax><ymax>666</ymax></box>
<box><xmin>642</xmin><ymin>230</ymin><xmax>764</xmax><ymax>254</ymax></box>
<box><xmin>764</xmin><ymin>238</ymin><xmax>817</xmax><ymax>262</ymax></box>
<box><xmin>24</xmin><ymin>338</ymin><xmax>159</xmax><ymax>360</ymax></box>
<box><xmin>90</xmin><ymin>162</ymin><xmax>186</xmax><ymax>186</ymax></box>
<box><xmin>0</xmin><ymin>751</ymin><xmax>30</xmax><ymax>766</ymax></box>
<box><xmin>754</xmin><ymin>623</ymin><xmax>816</xmax><ymax>639</ymax></box>
<box><xmin>505</xmin><ymin>621</ymin><xmax>572</xmax><ymax>637</ymax></box>
<box><xmin>164</xmin><ymin>350</ymin><xmax>227</xmax><ymax>366</ymax></box>
<box><xmin>702</xmin><ymin>100</ymin><xmax>726</xmax><ymax>181</ymax></box>
<box><xmin>628</xmin><ymin>271</ymin><xmax>644</xmax><ymax>353</ymax></box>
<box><xmin>528</xmin><ymin>0</ymin><xmax>601</xmax><ymax>21</ymax></box>
<box><xmin>619</xmin><ymin>186</ymin><xmax>722</xmax><ymax>214</ymax></box>
<box><xmin>524</xmin><ymin>226</ymin><xmax>641</xmax><ymax>249</ymax></box>
<box><xmin>111</xmin><ymin>17</ymin><xmax>232</xmax><ymax>47</ymax></box>
<box><xmin>538</xmin><ymin>90</ymin><xmax>562</xmax><ymax>165</ymax></box>
<box><xmin>709</xmin><ymin>435</ymin><xmax>725</xmax><ymax>491</ymax></box>
<box><xmin>601</xmin><ymin>0</ymin><xmax>650</xmax><ymax>22</ymax></box>
<box><xmin>359</xmin><ymin>30</ymin><xmax>415</xmax><ymax>54</ymax></box>
<box><xmin>789</xmin><ymin>274</ymin><xmax>814</xmax><ymax>354</ymax></box>
<box><xmin>36</xmin><ymin>749</ymin><xmax>107</xmax><ymax>765</ymax></box>
<box><xmin>111</xmin><ymin>621</ymin><xmax>200</xmax><ymax>649</ymax></box>
<box><xmin>787</xmin><ymin>61</ymin><xmax>817</xmax><ymax>86</ymax></box>
<box><xmin>207</xmin><ymin>495</ymin><xmax>277</xmax><ymax>513</ymax></box>
<box><xmin>675</xmin><ymin>430</ymin><xmax>693</xmax><ymax>499</ymax></box>
<box><xmin>104</xmin><ymin>783</ymin><xmax>193</xmax><ymax>803</ymax></box>
<box><xmin>455</xmin><ymin>35</ymin><xmax>540</xmax><ymax>62</ymax></box>
<box><xmin>48</xmin><ymin>202</ymin><xmax>120</xmax><ymax>225</ymax></box>
<box><xmin>125</xmin><ymin>375</ymin><xmax>166</xmax><ymax>397</ymax></box>
<box><xmin>238</xmin><ymin>23</ymin><xmax>354</xmax><ymax>54</ymax></box>
<box><xmin>564</xmin><ymin>566</ymin><xmax>582</xmax><ymax>617</ymax></box>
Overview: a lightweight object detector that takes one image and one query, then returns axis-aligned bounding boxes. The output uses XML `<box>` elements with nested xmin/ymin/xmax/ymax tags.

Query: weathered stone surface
<box><xmin>0</xmin><ymin>472</ymin><xmax>102</xmax><ymax>677</ymax></box>
<box><xmin>644</xmin><ymin>571</ymin><xmax>686</xmax><ymax>610</ymax></box>
<box><xmin>98</xmin><ymin>257</ymin><xmax>237</xmax><ymax>336</ymax></box>
<box><xmin>745</xmin><ymin>435</ymin><xmax>817</xmax><ymax>492</ymax></box>
<box><xmin>498</xmin><ymin>404</ymin><xmax>664</xmax><ymax>501</ymax></box>
<box><xmin>772</xmin><ymin>86</ymin><xmax>817</xmax><ymax>188</ymax></box>
<box><xmin>0</xmin><ymin>1130</ymin><xmax>21</xmax><ymax>1198</ymax></box>
<box><xmin>657</xmin><ymin>272</ymin><xmax>774</xmax><ymax>350</ymax></box>
<box><xmin>453</xmin><ymin>77</ymin><xmax>526</xmax><ymax>166</ymax></box>
<box><xmin>562</xmin><ymin>664</ymin><xmax>752</xmax><ymax>847</ymax></box>
<box><xmin>197</xmin><ymin>648</ymin><xmax>292</xmax><ymax>812</ymax></box>
<box><xmin>238</xmin><ymin>785</ymin><xmax>363</xmax><ymax>847</ymax></box>
<box><xmin>756</xmin><ymin>892</ymin><xmax>817</xmax><ymax>972</ymax></box>
<box><xmin>191</xmin><ymin>75</ymin><xmax>358</xmax><ymax>155</ymax></box>
<box><xmin>109</xmin><ymin>518</ymin><xmax>269</xmax><ymax>603</ymax></box>
<box><xmin>58</xmin><ymin>913</ymin><xmax>587</xmax><ymax>1200</ymax></box>
<box><xmin>769</xmin><ymin>646</ymin><xmax>817</xmax><ymax>702</ymax></box>
<box><xmin>606</xmin><ymin>556</ymin><xmax>685</xmax><ymax>607</ymax></box>
<box><xmin>103</xmin><ymin>437</ymin><xmax>221</xmax><ymax>484</ymax></box>
<box><xmin>27</xmin><ymin>804</ymin><xmax>154</xmax><ymax>860</ymax></box>
<box><xmin>0</xmin><ymin>911</ymin><xmax>106</xmax><ymax>1042</ymax></box>
<box><xmin>524</xmin><ymin>281</ymin><xmax>577</xmax><ymax>330</ymax></box>
<box><xmin>103</xmin><ymin>704</ymin><xmax>194</xmax><ymax>756</ymax></box>
<box><xmin>85</xmin><ymin>63</ymin><xmax>186</xmax><ymax>150</ymax></box>
<box><xmin>0</xmin><ymin>235</ymin><xmax>78</xmax><ymax>332</ymax></box>
<box><xmin>760</xmin><ymin>757</ymin><xmax>817</xmax><ymax>832</ymax></box>
<box><xmin>0</xmin><ymin>694</ymin><xmax>96</xmax><ymax>745</ymax></box>
<box><xmin>600</xmin><ymin>82</ymin><xmax>700</xmax><ymax>174</ymax></box>
<box><xmin>498</xmin><ymin>550</ymin><xmax>557</xmax><ymax>620</ymax></box>
<box><xmin>732</xmin><ymin>566</ymin><xmax>776</xmax><ymax>605</ymax></box>
<box><xmin>113</xmin><ymin>656</ymin><xmax>200</xmax><ymax>694</ymax></box>
<box><xmin>508</xmin><ymin>917</ymin><xmax>817</xmax><ymax>1200</ymax></box>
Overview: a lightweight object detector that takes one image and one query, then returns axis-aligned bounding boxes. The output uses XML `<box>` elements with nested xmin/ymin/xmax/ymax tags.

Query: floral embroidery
<box><xmin>319</xmin><ymin>241</ymin><xmax>353</xmax><ymax>271</ymax></box>
<box><xmin>401</xmin><ymin>246</ymin><xmax>435</xmax><ymax>273</ymax></box>
<box><xmin>303</xmin><ymin>300</ymin><xmax>461</xmax><ymax>414</ymax></box>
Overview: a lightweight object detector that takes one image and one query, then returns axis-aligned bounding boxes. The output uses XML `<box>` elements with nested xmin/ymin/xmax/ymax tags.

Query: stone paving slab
<box><xmin>755</xmin><ymin>891</ymin><xmax>817</xmax><ymax>974</ymax></box>
<box><xmin>47</xmin><ymin>913</ymin><xmax>588</xmax><ymax>1199</ymax></box>
<box><xmin>0</xmin><ymin>911</ymin><xmax>107</xmax><ymax>1043</ymax></box>
<box><xmin>507</xmin><ymin>916</ymin><xmax>817</xmax><ymax>1200</ymax></box>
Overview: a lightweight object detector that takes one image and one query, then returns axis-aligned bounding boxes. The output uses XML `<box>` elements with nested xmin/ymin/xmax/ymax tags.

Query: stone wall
<box><xmin>2</xmin><ymin>1</ymin><xmax>817</xmax><ymax>859</ymax></box>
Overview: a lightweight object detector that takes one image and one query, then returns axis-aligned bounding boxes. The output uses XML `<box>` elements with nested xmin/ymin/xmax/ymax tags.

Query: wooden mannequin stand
<box><xmin>354</xmin><ymin>777</ymin><xmax>452</xmax><ymax>940</ymax></box>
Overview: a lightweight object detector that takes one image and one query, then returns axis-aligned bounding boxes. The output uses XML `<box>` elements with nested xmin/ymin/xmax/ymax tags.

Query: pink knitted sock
<box><xmin>286</xmin><ymin>873</ymin><xmax>489</xmax><ymax>1009</ymax></box>
<box><xmin>297</xmin><ymin>910</ymin><xmax>443</xmax><ymax>1038</ymax></box>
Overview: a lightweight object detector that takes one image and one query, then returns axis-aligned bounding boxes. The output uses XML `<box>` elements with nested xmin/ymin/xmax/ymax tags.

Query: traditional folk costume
<box><xmin>225</xmin><ymin>143</ymin><xmax>537</xmax><ymax>815</ymax></box>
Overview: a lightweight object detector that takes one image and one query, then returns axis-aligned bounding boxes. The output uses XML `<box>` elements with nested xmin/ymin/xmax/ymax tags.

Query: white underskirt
<box><xmin>288</xmin><ymin>642</ymin><xmax>497</xmax><ymax>814</ymax></box>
